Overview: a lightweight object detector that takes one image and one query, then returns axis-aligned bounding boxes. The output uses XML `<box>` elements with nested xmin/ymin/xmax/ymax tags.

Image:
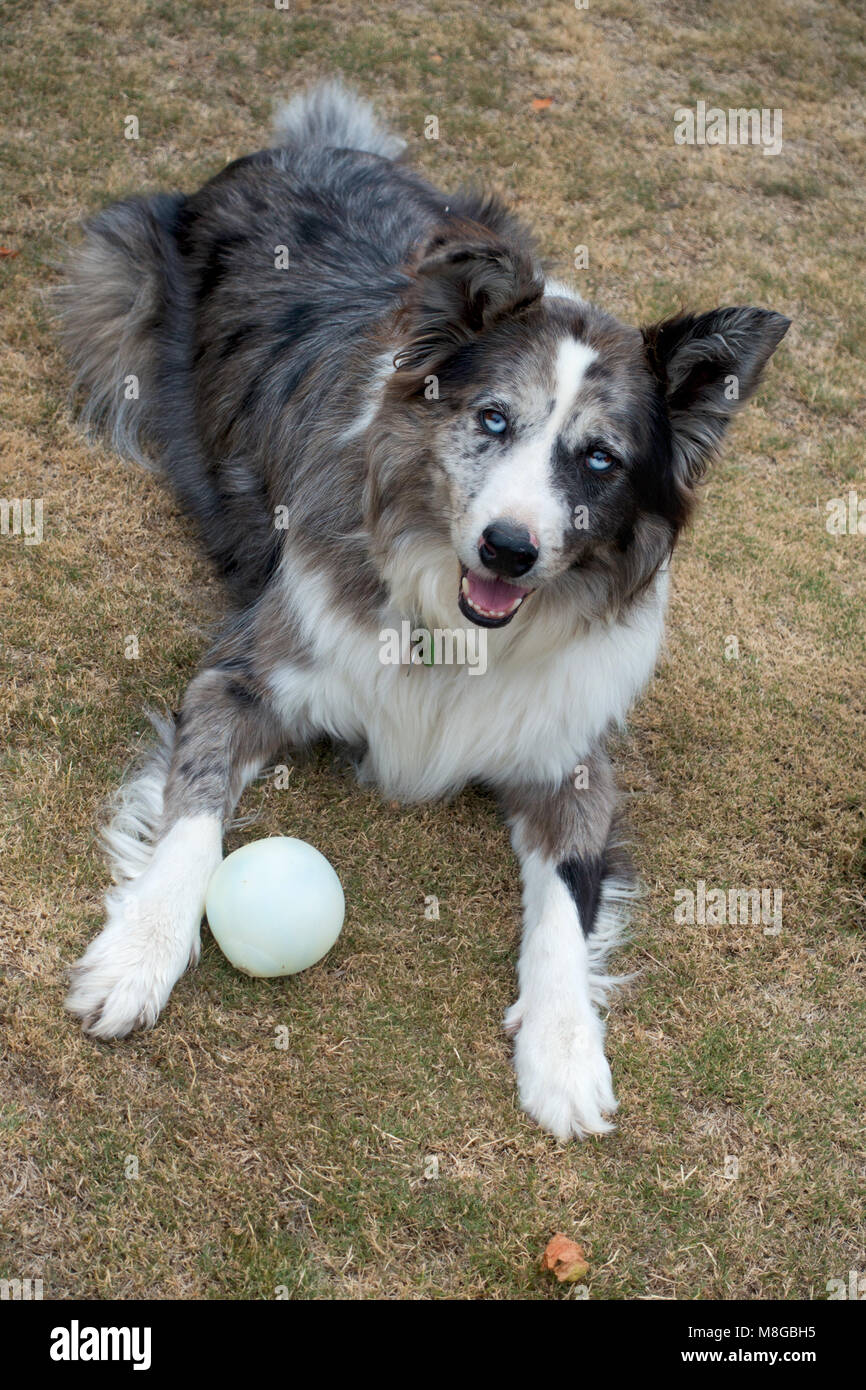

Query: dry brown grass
<box><xmin>1</xmin><ymin>0</ymin><xmax>863</xmax><ymax>1299</ymax></box>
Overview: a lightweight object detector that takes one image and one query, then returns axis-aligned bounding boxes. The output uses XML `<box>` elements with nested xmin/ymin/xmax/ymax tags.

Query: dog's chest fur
<box><xmin>268</xmin><ymin>551</ymin><xmax>669</xmax><ymax>801</ymax></box>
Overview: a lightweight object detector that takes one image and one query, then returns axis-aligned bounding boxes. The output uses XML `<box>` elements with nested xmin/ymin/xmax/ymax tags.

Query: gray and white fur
<box><xmin>60</xmin><ymin>83</ymin><xmax>789</xmax><ymax>1140</ymax></box>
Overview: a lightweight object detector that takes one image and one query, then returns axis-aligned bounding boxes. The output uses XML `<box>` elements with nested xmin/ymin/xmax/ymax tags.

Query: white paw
<box><xmin>66</xmin><ymin>814</ymin><xmax>221</xmax><ymax>1039</ymax></box>
<box><xmin>66</xmin><ymin>885</ymin><xmax>201</xmax><ymax>1039</ymax></box>
<box><xmin>506</xmin><ymin>997</ymin><xmax>617</xmax><ymax>1141</ymax></box>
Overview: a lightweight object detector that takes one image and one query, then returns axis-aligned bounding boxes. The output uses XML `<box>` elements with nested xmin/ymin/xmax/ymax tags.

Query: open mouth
<box><xmin>458</xmin><ymin>565</ymin><xmax>531</xmax><ymax>628</ymax></box>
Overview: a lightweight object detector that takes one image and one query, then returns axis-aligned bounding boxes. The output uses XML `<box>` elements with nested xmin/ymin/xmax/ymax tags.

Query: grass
<box><xmin>1</xmin><ymin>0</ymin><xmax>864</xmax><ymax>1299</ymax></box>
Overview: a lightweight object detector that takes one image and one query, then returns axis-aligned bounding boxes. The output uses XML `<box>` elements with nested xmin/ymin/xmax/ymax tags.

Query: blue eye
<box><xmin>480</xmin><ymin>408</ymin><xmax>508</xmax><ymax>435</ymax></box>
<box><xmin>586</xmin><ymin>446</ymin><xmax>616</xmax><ymax>472</ymax></box>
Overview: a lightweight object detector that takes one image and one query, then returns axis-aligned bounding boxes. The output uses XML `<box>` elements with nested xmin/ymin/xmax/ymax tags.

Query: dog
<box><xmin>60</xmin><ymin>82</ymin><xmax>789</xmax><ymax>1139</ymax></box>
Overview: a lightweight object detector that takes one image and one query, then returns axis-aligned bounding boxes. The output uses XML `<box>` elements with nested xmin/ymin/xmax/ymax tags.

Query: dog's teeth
<box><xmin>460</xmin><ymin>571</ymin><xmax>526</xmax><ymax>621</ymax></box>
<box><xmin>471</xmin><ymin>599</ymin><xmax>523</xmax><ymax>618</ymax></box>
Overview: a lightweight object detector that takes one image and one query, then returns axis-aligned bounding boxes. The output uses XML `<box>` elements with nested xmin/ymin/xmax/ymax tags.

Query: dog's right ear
<box><xmin>392</xmin><ymin>222</ymin><xmax>543</xmax><ymax>384</ymax></box>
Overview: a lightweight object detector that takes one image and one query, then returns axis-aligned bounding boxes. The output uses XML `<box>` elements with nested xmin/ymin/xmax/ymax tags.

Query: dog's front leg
<box><xmin>66</xmin><ymin>657</ymin><xmax>282</xmax><ymax>1038</ymax></box>
<box><xmin>499</xmin><ymin>752</ymin><xmax>632</xmax><ymax>1140</ymax></box>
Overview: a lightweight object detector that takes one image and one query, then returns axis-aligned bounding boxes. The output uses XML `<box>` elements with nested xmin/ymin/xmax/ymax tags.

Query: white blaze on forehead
<box><xmin>543</xmin><ymin>278</ymin><xmax>586</xmax><ymax>306</ymax></box>
<box><xmin>549</xmin><ymin>337</ymin><xmax>598</xmax><ymax>434</ymax></box>
<box><xmin>467</xmin><ymin>336</ymin><xmax>597</xmax><ymax>557</ymax></box>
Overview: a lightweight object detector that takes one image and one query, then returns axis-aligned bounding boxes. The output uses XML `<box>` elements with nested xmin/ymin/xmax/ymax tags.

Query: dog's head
<box><xmin>370</xmin><ymin>220</ymin><xmax>789</xmax><ymax>629</ymax></box>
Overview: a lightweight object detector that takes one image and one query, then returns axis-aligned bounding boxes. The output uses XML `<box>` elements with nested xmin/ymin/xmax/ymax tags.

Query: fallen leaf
<box><xmin>0</xmin><ymin>247</ymin><xmax>20</xmax><ymax>258</ymax></box>
<box><xmin>531</xmin><ymin>97</ymin><xmax>554</xmax><ymax>111</ymax></box>
<box><xmin>541</xmin><ymin>1234</ymin><xmax>589</xmax><ymax>1283</ymax></box>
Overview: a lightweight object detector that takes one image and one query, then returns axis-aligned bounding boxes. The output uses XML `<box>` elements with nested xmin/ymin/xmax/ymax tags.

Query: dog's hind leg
<box><xmin>498</xmin><ymin>750</ymin><xmax>637</xmax><ymax>1141</ymax></box>
<box><xmin>66</xmin><ymin>652</ymin><xmax>283</xmax><ymax>1038</ymax></box>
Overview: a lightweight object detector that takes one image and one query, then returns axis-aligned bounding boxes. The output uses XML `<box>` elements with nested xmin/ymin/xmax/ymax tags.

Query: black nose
<box><xmin>478</xmin><ymin>521</ymin><xmax>539</xmax><ymax>578</ymax></box>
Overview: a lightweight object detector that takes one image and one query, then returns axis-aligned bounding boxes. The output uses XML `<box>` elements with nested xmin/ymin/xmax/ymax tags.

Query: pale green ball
<box><xmin>205</xmin><ymin>837</ymin><xmax>345</xmax><ymax>977</ymax></box>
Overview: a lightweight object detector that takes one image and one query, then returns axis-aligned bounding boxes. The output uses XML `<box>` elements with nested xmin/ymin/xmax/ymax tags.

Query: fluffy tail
<box><xmin>59</xmin><ymin>82</ymin><xmax>402</xmax><ymax>459</ymax></box>
<box><xmin>57</xmin><ymin>192</ymin><xmax>186</xmax><ymax>464</ymax></box>
<box><xmin>273</xmin><ymin>79</ymin><xmax>405</xmax><ymax>159</ymax></box>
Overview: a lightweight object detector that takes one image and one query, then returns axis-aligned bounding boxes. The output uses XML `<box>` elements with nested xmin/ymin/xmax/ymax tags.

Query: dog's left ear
<box><xmin>393</xmin><ymin>221</ymin><xmax>543</xmax><ymax>383</ymax></box>
<box><xmin>643</xmin><ymin>307</ymin><xmax>790</xmax><ymax>483</ymax></box>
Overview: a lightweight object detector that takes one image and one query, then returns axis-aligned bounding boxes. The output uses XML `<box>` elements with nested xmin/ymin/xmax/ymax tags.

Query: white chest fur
<box><xmin>269</xmin><ymin>557</ymin><xmax>668</xmax><ymax>801</ymax></box>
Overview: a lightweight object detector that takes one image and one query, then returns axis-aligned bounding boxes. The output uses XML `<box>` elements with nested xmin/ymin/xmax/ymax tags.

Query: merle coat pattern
<box><xmin>61</xmin><ymin>83</ymin><xmax>789</xmax><ymax>1140</ymax></box>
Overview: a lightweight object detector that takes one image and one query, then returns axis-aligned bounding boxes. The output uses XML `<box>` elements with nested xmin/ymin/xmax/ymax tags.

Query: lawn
<box><xmin>1</xmin><ymin>0</ymin><xmax>863</xmax><ymax>1299</ymax></box>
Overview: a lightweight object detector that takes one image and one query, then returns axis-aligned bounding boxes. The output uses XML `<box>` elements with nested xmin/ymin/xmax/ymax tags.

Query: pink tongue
<box><xmin>466</xmin><ymin>570</ymin><xmax>528</xmax><ymax>613</ymax></box>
